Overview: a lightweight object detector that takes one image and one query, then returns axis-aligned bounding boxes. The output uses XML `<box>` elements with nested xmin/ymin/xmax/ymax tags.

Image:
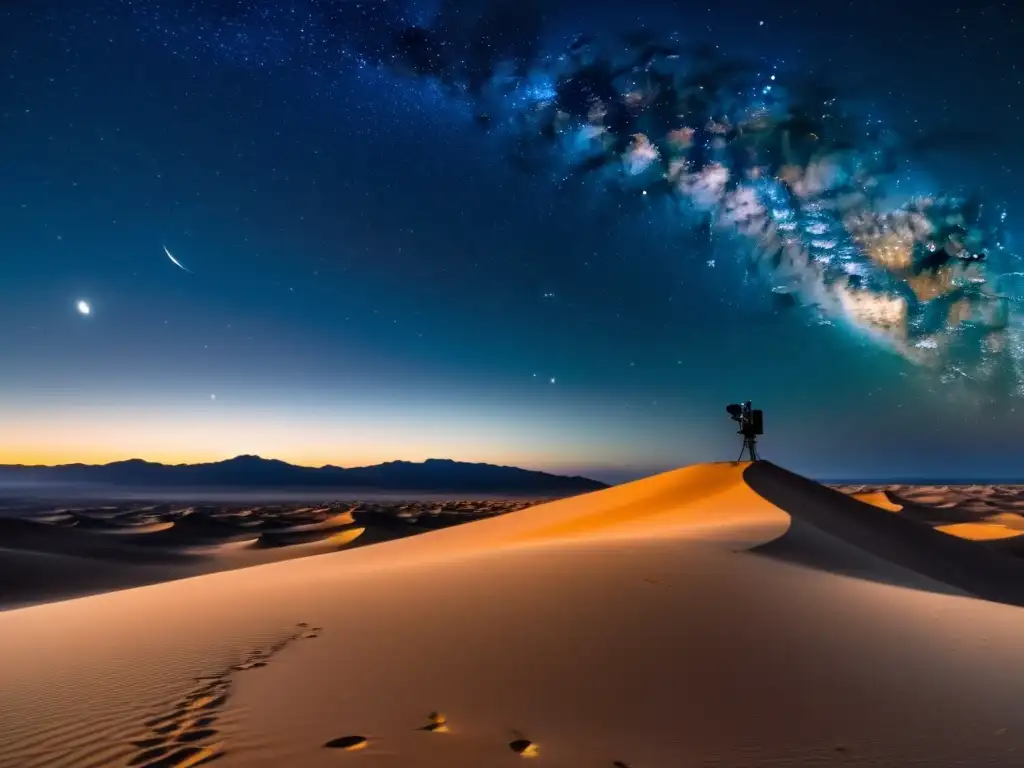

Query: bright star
<box><xmin>76</xmin><ymin>300</ymin><xmax>91</xmax><ymax>316</ymax></box>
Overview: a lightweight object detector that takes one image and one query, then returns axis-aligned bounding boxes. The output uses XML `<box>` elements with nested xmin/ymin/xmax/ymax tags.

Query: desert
<box><xmin>833</xmin><ymin>482</ymin><xmax>1024</xmax><ymax>547</ymax></box>
<box><xmin>4</xmin><ymin>461</ymin><xmax>1024</xmax><ymax>767</ymax></box>
<box><xmin>0</xmin><ymin>497</ymin><xmax>538</xmax><ymax>609</ymax></box>
<box><xmin>6</xmin><ymin>0</ymin><xmax>1024</xmax><ymax>765</ymax></box>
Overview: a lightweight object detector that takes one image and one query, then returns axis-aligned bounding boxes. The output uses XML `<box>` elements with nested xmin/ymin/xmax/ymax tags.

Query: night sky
<box><xmin>2</xmin><ymin>0</ymin><xmax>1022</xmax><ymax>483</ymax></box>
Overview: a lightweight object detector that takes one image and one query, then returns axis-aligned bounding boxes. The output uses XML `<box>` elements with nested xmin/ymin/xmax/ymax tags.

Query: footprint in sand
<box><xmin>131</xmin><ymin>737</ymin><xmax>166</xmax><ymax>749</ymax></box>
<box><xmin>151</xmin><ymin>720</ymin><xmax>188</xmax><ymax>736</ymax></box>
<box><xmin>130</xmin><ymin>681</ymin><xmax>228</xmax><ymax>766</ymax></box>
<box><xmin>186</xmin><ymin>691</ymin><xmax>229</xmax><ymax>712</ymax></box>
<box><xmin>420</xmin><ymin>712</ymin><xmax>449</xmax><ymax>733</ymax></box>
<box><xmin>129</xmin><ymin>623</ymin><xmax>318</xmax><ymax>767</ymax></box>
<box><xmin>143</xmin><ymin>715</ymin><xmax>176</xmax><ymax>730</ymax></box>
<box><xmin>176</xmin><ymin>728</ymin><xmax>219</xmax><ymax>744</ymax></box>
<box><xmin>138</xmin><ymin>744</ymin><xmax>223</xmax><ymax>767</ymax></box>
<box><xmin>233</xmin><ymin>660</ymin><xmax>268</xmax><ymax>671</ymax></box>
<box><xmin>324</xmin><ymin>735</ymin><xmax>369</xmax><ymax>751</ymax></box>
<box><xmin>509</xmin><ymin>735</ymin><xmax>539</xmax><ymax>758</ymax></box>
<box><xmin>296</xmin><ymin>623</ymin><xmax>322</xmax><ymax>640</ymax></box>
<box><xmin>128</xmin><ymin>745</ymin><xmax>174</xmax><ymax>765</ymax></box>
<box><xmin>129</xmin><ymin>740</ymin><xmax>224</xmax><ymax>767</ymax></box>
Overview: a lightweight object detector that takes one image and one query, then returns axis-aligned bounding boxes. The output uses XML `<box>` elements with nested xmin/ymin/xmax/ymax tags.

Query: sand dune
<box><xmin>30</xmin><ymin>512</ymin><xmax>78</xmax><ymax>525</ymax></box>
<box><xmin>3</xmin><ymin>462</ymin><xmax>1024</xmax><ymax>767</ymax></box>
<box><xmin>0</xmin><ymin>548</ymin><xmax>192</xmax><ymax>610</ymax></box>
<box><xmin>0</xmin><ymin>532</ymin><xmax>376</xmax><ymax>610</ymax></box>
<box><xmin>936</xmin><ymin>522</ymin><xmax>1024</xmax><ymax>541</ymax></box>
<box><xmin>747</xmin><ymin>463</ymin><xmax>1024</xmax><ymax>606</ymax></box>
<box><xmin>88</xmin><ymin>521</ymin><xmax>177</xmax><ymax>535</ymax></box>
<box><xmin>0</xmin><ymin>501</ymin><xmax>532</xmax><ymax>609</ymax></box>
<box><xmin>835</xmin><ymin>481</ymin><xmax>1024</xmax><ymax>542</ymax></box>
<box><xmin>270</xmin><ymin>509</ymin><xmax>356</xmax><ymax>532</ymax></box>
<box><xmin>0</xmin><ymin>511</ymin><xmax>381</xmax><ymax>611</ymax></box>
<box><xmin>380</xmin><ymin>462</ymin><xmax>792</xmax><ymax>554</ymax></box>
<box><xmin>851</xmin><ymin>490</ymin><xmax>903</xmax><ymax>511</ymax></box>
<box><xmin>0</xmin><ymin>517</ymin><xmax>194</xmax><ymax>564</ymax></box>
<box><xmin>985</xmin><ymin>511</ymin><xmax>1024</xmax><ymax>529</ymax></box>
<box><xmin>252</xmin><ymin>510</ymin><xmax>359</xmax><ymax>547</ymax></box>
<box><xmin>255</xmin><ymin>525</ymin><xmax>365</xmax><ymax>548</ymax></box>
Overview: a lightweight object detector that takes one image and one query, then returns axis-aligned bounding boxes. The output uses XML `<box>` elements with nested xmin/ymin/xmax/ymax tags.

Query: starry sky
<box><xmin>1</xmin><ymin>0</ymin><xmax>1022</xmax><ymax>483</ymax></box>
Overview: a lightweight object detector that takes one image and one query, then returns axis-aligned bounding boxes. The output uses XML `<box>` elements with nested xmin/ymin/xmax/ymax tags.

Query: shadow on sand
<box><xmin>744</xmin><ymin>462</ymin><xmax>1024</xmax><ymax>609</ymax></box>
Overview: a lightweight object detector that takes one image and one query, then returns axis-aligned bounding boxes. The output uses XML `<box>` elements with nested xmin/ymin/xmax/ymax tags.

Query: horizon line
<box><xmin>0</xmin><ymin>453</ymin><xmax>608</xmax><ymax>478</ymax></box>
<box><xmin>3</xmin><ymin>454</ymin><xmax>1024</xmax><ymax>486</ymax></box>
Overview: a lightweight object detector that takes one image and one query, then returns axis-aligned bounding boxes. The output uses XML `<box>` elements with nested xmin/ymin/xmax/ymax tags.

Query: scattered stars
<box><xmin>3</xmin><ymin>0</ymin><xmax>1022</xmax><ymax>476</ymax></box>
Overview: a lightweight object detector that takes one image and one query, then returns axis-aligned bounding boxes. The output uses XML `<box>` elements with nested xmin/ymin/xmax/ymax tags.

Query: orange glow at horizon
<box><xmin>0</xmin><ymin>433</ymin><xmax>593</xmax><ymax>471</ymax></box>
<box><xmin>0</xmin><ymin>405</ymin><xmax>636</xmax><ymax>475</ymax></box>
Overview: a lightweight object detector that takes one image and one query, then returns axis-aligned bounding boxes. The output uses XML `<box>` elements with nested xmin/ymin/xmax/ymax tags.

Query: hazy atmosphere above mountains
<box><xmin>2</xmin><ymin>0</ymin><xmax>1023</xmax><ymax>482</ymax></box>
<box><xmin>0</xmin><ymin>456</ymin><xmax>606</xmax><ymax>494</ymax></box>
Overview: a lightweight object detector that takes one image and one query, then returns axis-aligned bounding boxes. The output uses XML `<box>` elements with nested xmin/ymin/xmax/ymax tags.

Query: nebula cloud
<box><xmin>128</xmin><ymin>0</ymin><xmax>1023</xmax><ymax>396</ymax></box>
<box><xmin>381</xmin><ymin>8</ymin><xmax>1022</xmax><ymax>396</ymax></box>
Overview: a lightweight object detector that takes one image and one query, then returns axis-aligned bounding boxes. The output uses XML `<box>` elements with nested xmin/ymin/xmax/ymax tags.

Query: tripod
<box><xmin>737</xmin><ymin>431</ymin><xmax>759</xmax><ymax>461</ymax></box>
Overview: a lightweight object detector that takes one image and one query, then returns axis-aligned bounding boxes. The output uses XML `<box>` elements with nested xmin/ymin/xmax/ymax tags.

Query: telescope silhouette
<box><xmin>726</xmin><ymin>401</ymin><xmax>763</xmax><ymax>461</ymax></box>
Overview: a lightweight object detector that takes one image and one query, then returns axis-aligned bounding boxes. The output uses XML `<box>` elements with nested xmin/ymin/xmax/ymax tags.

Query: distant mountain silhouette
<box><xmin>0</xmin><ymin>456</ymin><xmax>607</xmax><ymax>493</ymax></box>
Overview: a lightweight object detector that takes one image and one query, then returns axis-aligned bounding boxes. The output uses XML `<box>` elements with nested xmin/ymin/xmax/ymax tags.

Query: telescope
<box><xmin>726</xmin><ymin>401</ymin><xmax>763</xmax><ymax>461</ymax></box>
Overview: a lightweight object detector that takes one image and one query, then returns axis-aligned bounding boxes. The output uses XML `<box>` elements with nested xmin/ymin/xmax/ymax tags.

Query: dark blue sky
<box><xmin>1</xmin><ymin>0</ymin><xmax>1022</xmax><ymax>482</ymax></box>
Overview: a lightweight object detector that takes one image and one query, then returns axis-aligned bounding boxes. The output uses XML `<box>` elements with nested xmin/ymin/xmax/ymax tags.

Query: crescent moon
<box><xmin>163</xmin><ymin>245</ymin><xmax>191</xmax><ymax>273</ymax></box>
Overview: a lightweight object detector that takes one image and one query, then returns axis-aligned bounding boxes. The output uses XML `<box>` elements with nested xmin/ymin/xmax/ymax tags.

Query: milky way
<box><xmin>122</xmin><ymin>0</ymin><xmax>1024</xmax><ymax>397</ymax></box>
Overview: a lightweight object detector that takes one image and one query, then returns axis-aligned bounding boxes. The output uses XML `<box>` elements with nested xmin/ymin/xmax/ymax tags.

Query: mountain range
<box><xmin>0</xmin><ymin>456</ymin><xmax>608</xmax><ymax>494</ymax></box>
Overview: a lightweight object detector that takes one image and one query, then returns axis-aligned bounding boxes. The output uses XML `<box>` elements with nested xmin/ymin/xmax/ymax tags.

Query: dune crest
<box><xmin>851</xmin><ymin>491</ymin><xmax>903</xmax><ymax>512</ymax></box>
<box><xmin>399</xmin><ymin>461</ymin><xmax>791</xmax><ymax>556</ymax></box>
